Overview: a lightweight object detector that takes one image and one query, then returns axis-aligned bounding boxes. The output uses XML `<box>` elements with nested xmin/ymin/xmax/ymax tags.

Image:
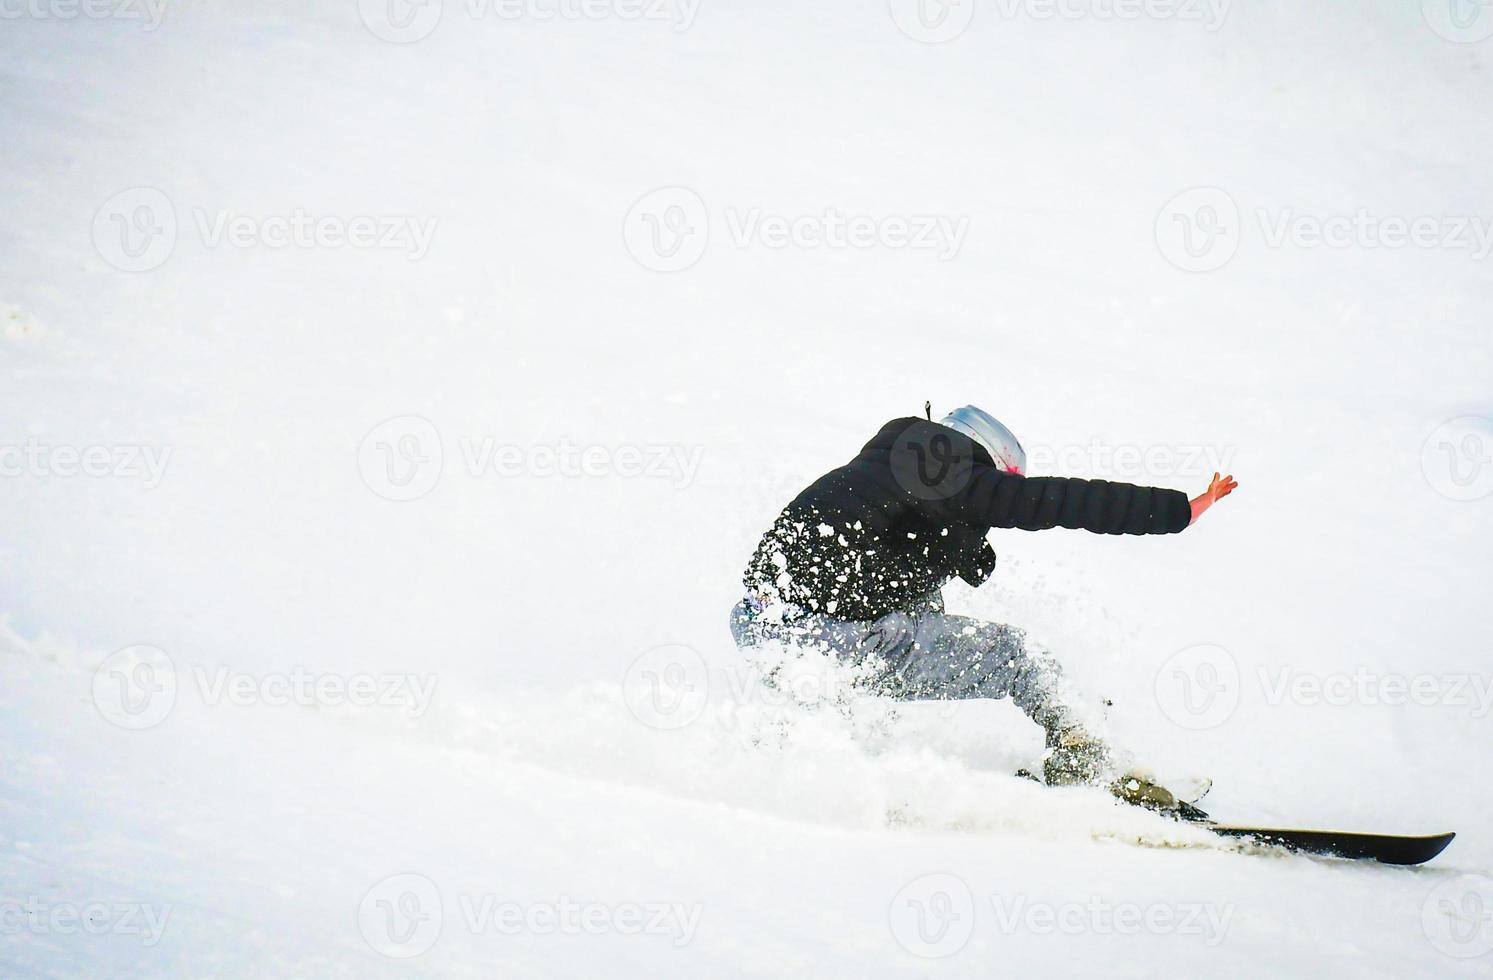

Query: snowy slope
<box><xmin>2</xmin><ymin>1</ymin><xmax>1493</xmax><ymax>976</ymax></box>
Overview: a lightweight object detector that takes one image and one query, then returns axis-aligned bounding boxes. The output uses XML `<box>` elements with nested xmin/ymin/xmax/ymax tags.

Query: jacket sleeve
<box><xmin>950</xmin><ymin>464</ymin><xmax>1192</xmax><ymax>535</ymax></box>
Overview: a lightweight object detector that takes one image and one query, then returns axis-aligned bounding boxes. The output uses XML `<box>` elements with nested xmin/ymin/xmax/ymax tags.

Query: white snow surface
<box><xmin>3</xmin><ymin>1</ymin><xmax>1493</xmax><ymax>976</ymax></box>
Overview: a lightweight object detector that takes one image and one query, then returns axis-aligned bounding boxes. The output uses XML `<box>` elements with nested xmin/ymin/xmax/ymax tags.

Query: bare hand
<box><xmin>1201</xmin><ymin>472</ymin><xmax>1238</xmax><ymax>504</ymax></box>
<box><xmin>1189</xmin><ymin>472</ymin><xmax>1238</xmax><ymax>525</ymax></box>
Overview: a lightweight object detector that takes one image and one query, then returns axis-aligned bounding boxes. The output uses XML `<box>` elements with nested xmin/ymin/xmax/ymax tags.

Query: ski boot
<box><xmin>1041</xmin><ymin>725</ymin><xmax>1116</xmax><ymax>787</ymax></box>
<box><xmin>1041</xmin><ymin>726</ymin><xmax>1209</xmax><ymax>821</ymax></box>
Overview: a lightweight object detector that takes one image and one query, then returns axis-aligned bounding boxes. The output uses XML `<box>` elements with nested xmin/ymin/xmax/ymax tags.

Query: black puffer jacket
<box><xmin>743</xmin><ymin>417</ymin><xmax>1192</xmax><ymax>621</ymax></box>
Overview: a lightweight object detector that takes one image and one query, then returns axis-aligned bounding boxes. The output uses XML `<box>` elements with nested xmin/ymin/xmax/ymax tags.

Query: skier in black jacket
<box><xmin>732</xmin><ymin>405</ymin><xmax>1238</xmax><ymax>809</ymax></box>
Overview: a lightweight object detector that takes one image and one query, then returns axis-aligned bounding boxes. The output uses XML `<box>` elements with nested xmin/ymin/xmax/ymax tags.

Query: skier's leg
<box><xmin>731</xmin><ymin>600</ymin><xmax>899</xmax><ymax>659</ymax></box>
<box><xmin>731</xmin><ymin>602</ymin><xmax>1182</xmax><ymax>807</ymax></box>
<box><xmin>881</xmin><ymin>613</ymin><xmax>1079</xmax><ymax>730</ymax></box>
<box><xmin>732</xmin><ymin>596</ymin><xmax>879</xmax><ymax>654</ymax></box>
<box><xmin>728</xmin><ymin>600</ymin><xmax>759</xmax><ymax>648</ymax></box>
<box><xmin>732</xmin><ymin>602</ymin><xmax>1078</xmax><ymax>726</ymax></box>
<box><xmin>891</xmin><ymin>613</ymin><xmax>1191</xmax><ymax>806</ymax></box>
<box><xmin>883</xmin><ymin>613</ymin><xmax>1136</xmax><ymax>786</ymax></box>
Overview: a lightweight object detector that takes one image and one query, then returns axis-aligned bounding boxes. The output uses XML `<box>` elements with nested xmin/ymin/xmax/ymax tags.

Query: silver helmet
<box><xmin>940</xmin><ymin>405</ymin><xmax>1027</xmax><ymax>474</ymax></box>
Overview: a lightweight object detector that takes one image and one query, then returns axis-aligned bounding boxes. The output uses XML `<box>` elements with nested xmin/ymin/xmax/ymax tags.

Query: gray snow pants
<box><xmin>728</xmin><ymin>597</ymin><xmax>1075</xmax><ymax>733</ymax></box>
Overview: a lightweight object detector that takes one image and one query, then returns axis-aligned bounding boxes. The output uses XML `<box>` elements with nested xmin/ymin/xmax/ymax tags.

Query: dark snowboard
<box><xmin>1016</xmin><ymin>769</ymin><xmax>1457</xmax><ymax>864</ymax></box>
<box><xmin>1204</xmin><ymin>825</ymin><xmax>1455</xmax><ymax>865</ymax></box>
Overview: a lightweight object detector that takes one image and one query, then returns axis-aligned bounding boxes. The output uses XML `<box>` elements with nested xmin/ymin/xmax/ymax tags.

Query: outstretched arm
<box><xmin>950</xmin><ymin>465</ymin><xmax>1194</xmax><ymax>535</ymax></box>
<box><xmin>1188</xmin><ymin>472</ymin><xmax>1238</xmax><ymax>525</ymax></box>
